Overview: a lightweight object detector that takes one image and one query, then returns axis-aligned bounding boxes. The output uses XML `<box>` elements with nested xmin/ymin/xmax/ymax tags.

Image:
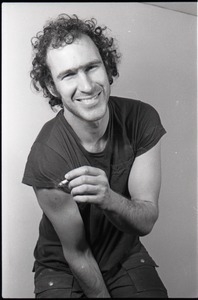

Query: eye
<box><xmin>62</xmin><ymin>72</ymin><xmax>76</xmax><ymax>80</ymax></box>
<box><xmin>86</xmin><ymin>65</ymin><xmax>97</xmax><ymax>72</ymax></box>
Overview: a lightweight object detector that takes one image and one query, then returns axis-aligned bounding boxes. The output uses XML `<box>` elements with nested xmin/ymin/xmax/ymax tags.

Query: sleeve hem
<box><xmin>22</xmin><ymin>178</ymin><xmax>58</xmax><ymax>189</ymax></box>
<box><xmin>22</xmin><ymin>178</ymin><xmax>70</xmax><ymax>193</ymax></box>
<box><xmin>135</xmin><ymin>128</ymin><xmax>166</xmax><ymax>157</ymax></box>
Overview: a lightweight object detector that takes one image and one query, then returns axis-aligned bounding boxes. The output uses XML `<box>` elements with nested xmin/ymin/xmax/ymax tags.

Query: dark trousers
<box><xmin>34</xmin><ymin>252</ymin><xmax>168</xmax><ymax>298</ymax></box>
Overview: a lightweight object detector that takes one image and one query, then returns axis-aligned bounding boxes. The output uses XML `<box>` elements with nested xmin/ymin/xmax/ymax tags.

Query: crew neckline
<box><xmin>58</xmin><ymin>100</ymin><xmax>113</xmax><ymax>158</ymax></box>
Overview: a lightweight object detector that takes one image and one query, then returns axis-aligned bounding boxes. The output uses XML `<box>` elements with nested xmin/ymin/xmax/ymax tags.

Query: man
<box><xmin>23</xmin><ymin>14</ymin><xmax>168</xmax><ymax>298</ymax></box>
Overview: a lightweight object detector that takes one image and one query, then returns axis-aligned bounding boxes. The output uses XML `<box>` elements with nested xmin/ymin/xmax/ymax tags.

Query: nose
<box><xmin>78</xmin><ymin>72</ymin><xmax>93</xmax><ymax>93</ymax></box>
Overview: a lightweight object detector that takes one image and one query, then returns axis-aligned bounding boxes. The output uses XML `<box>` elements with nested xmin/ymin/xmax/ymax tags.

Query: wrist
<box><xmin>101</xmin><ymin>189</ymin><xmax>116</xmax><ymax>211</ymax></box>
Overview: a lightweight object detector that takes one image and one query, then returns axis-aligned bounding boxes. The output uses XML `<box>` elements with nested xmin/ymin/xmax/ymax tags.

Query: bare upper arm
<box><xmin>33</xmin><ymin>187</ymin><xmax>88</xmax><ymax>255</ymax></box>
<box><xmin>128</xmin><ymin>140</ymin><xmax>162</xmax><ymax>207</ymax></box>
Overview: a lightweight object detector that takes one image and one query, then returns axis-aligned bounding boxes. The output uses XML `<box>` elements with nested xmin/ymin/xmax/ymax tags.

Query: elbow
<box><xmin>138</xmin><ymin>223</ymin><xmax>156</xmax><ymax>237</ymax></box>
<box><xmin>138</xmin><ymin>223</ymin><xmax>155</xmax><ymax>237</ymax></box>
<box><xmin>138</xmin><ymin>210</ymin><xmax>159</xmax><ymax>237</ymax></box>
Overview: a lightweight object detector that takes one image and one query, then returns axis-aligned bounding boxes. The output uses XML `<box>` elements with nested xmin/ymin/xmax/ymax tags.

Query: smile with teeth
<box><xmin>76</xmin><ymin>92</ymin><xmax>101</xmax><ymax>103</ymax></box>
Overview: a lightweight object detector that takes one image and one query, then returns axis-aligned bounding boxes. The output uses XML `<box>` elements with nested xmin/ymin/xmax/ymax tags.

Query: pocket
<box><xmin>121</xmin><ymin>253</ymin><xmax>167</xmax><ymax>293</ymax></box>
<box><xmin>34</xmin><ymin>268</ymin><xmax>73</xmax><ymax>297</ymax></box>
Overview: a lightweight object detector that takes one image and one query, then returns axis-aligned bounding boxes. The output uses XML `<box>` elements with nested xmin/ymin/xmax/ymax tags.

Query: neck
<box><xmin>64</xmin><ymin>108</ymin><xmax>109</xmax><ymax>153</ymax></box>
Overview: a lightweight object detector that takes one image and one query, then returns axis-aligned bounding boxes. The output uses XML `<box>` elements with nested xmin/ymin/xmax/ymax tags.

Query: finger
<box><xmin>71</xmin><ymin>184</ymin><xmax>99</xmax><ymax>196</ymax></box>
<box><xmin>65</xmin><ymin>166</ymin><xmax>104</xmax><ymax>181</ymax></box>
<box><xmin>69</xmin><ymin>175</ymin><xmax>99</xmax><ymax>189</ymax></box>
<box><xmin>72</xmin><ymin>194</ymin><xmax>99</xmax><ymax>203</ymax></box>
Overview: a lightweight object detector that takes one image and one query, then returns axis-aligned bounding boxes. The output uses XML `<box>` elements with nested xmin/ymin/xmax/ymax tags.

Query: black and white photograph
<box><xmin>2</xmin><ymin>2</ymin><xmax>197</xmax><ymax>298</ymax></box>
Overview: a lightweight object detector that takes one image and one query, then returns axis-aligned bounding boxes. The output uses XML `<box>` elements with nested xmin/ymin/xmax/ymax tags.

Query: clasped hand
<box><xmin>65</xmin><ymin>166</ymin><xmax>111</xmax><ymax>210</ymax></box>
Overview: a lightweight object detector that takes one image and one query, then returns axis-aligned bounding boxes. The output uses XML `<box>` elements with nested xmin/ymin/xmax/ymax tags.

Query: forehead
<box><xmin>46</xmin><ymin>34</ymin><xmax>102</xmax><ymax>72</ymax></box>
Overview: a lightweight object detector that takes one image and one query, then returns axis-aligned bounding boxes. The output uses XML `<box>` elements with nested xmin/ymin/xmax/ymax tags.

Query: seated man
<box><xmin>22</xmin><ymin>13</ymin><xmax>168</xmax><ymax>298</ymax></box>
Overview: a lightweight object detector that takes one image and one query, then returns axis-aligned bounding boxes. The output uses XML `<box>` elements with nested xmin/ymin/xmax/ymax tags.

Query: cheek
<box><xmin>101</xmin><ymin>72</ymin><xmax>111</xmax><ymax>92</ymax></box>
<box><xmin>93</xmin><ymin>69</ymin><xmax>110</xmax><ymax>86</ymax></box>
<box><xmin>57</xmin><ymin>82</ymin><xmax>76</xmax><ymax>97</ymax></box>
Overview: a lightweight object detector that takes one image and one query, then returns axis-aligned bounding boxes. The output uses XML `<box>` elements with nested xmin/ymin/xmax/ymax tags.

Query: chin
<box><xmin>87</xmin><ymin>109</ymin><xmax>107</xmax><ymax>123</ymax></box>
<box><xmin>85</xmin><ymin>116</ymin><xmax>104</xmax><ymax>123</ymax></box>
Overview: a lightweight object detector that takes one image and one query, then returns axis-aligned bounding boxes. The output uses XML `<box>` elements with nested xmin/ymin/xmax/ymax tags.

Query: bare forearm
<box><xmin>63</xmin><ymin>248</ymin><xmax>110</xmax><ymax>298</ymax></box>
<box><xmin>104</xmin><ymin>190</ymin><xmax>158</xmax><ymax>236</ymax></box>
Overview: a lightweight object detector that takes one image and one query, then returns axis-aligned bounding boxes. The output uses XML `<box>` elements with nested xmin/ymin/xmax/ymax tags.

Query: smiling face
<box><xmin>46</xmin><ymin>34</ymin><xmax>111</xmax><ymax>125</ymax></box>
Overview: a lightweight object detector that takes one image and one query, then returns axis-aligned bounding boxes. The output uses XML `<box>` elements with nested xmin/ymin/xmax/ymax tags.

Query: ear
<box><xmin>46</xmin><ymin>82</ymin><xmax>60</xmax><ymax>98</ymax></box>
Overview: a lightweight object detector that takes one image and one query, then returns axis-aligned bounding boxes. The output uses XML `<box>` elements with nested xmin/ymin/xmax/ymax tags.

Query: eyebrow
<box><xmin>57</xmin><ymin>59</ymin><xmax>102</xmax><ymax>79</ymax></box>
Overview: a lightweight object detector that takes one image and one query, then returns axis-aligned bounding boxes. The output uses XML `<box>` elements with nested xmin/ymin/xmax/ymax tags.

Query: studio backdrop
<box><xmin>2</xmin><ymin>2</ymin><xmax>197</xmax><ymax>298</ymax></box>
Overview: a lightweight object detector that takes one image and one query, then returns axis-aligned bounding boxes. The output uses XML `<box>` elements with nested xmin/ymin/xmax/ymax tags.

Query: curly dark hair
<box><xmin>30</xmin><ymin>14</ymin><xmax>121</xmax><ymax>108</ymax></box>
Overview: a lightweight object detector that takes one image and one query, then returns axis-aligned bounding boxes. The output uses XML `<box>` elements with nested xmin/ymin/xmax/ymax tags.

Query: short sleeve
<box><xmin>135</xmin><ymin>102</ymin><xmax>166</xmax><ymax>157</ymax></box>
<box><xmin>22</xmin><ymin>142</ymin><xmax>70</xmax><ymax>193</ymax></box>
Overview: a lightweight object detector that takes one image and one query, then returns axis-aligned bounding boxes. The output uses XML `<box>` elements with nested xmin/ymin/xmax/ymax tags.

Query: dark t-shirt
<box><xmin>22</xmin><ymin>96</ymin><xmax>166</xmax><ymax>273</ymax></box>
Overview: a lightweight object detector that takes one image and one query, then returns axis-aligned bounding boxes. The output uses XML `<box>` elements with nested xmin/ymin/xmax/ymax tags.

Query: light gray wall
<box><xmin>2</xmin><ymin>3</ymin><xmax>197</xmax><ymax>298</ymax></box>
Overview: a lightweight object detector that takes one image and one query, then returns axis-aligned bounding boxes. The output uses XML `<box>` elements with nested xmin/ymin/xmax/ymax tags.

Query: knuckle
<box><xmin>84</xmin><ymin>176</ymin><xmax>90</xmax><ymax>185</ymax></box>
<box><xmin>100</xmin><ymin>186</ymin><xmax>106</xmax><ymax>194</ymax></box>
<box><xmin>100</xmin><ymin>176</ymin><xmax>108</xmax><ymax>185</ymax></box>
<box><xmin>94</xmin><ymin>186</ymin><xmax>99</xmax><ymax>195</ymax></box>
<box><xmin>84</xmin><ymin>166</ymin><xmax>89</xmax><ymax>174</ymax></box>
<box><xmin>80</xmin><ymin>176</ymin><xmax>86</xmax><ymax>184</ymax></box>
<box><xmin>99</xmin><ymin>169</ymin><xmax>105</xmax><ymax>176</ymax></box>
<box><xmin>102</xmin><ymin>170</ymin><xmax>106</xmax><ymax>176</ymax></box>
